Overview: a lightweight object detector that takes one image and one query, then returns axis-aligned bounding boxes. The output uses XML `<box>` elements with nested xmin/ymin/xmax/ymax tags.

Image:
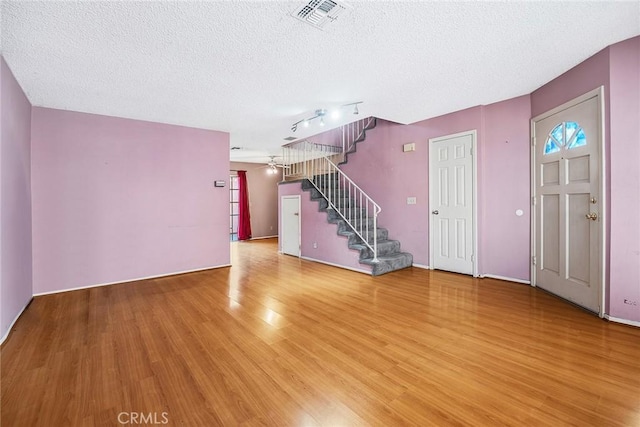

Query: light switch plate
<box><xmin>403</xmin><ymin>142</ymin><xmax>416</xmax><ymax>152</ymax></box>
<box><xmin>407</xmin><ymin>197</ymin><xmax>417</xmax><ymax>205</ymax></box>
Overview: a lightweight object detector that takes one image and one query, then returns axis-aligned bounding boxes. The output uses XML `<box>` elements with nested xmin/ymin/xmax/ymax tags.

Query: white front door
<box><xmin>281</xmin><ymin>196</ymin><xmax>300</xmax><ymax>257</ymax></box>
<box><xmin>532</xmin><ymin>89</ymin><xmax>603</xmax><ymax>314</ymax></box>
<box><xmin>429</xmin><ymin>131</ymin><xmax>476</xmax><ymax>275</ymax></box>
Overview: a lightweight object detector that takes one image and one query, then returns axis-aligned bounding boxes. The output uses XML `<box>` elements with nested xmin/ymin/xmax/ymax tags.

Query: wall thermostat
<box><xmin>214</xmin><ymin>180</ymin><xmax>226</xmax><ymax>187</ymax></box>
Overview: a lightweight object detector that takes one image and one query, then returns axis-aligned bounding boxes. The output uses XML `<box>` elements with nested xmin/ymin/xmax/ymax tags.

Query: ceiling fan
<box><xmin>261</xmin><ymin>156</ymin><xmax>285</xmax><ymax>175</ymax></box>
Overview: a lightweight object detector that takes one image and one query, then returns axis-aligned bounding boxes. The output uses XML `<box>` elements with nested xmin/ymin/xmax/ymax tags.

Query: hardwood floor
<box><xmin>2</xmin><ymin>238</ymin><xmax>639</xmax><ymax>426</ymax></box>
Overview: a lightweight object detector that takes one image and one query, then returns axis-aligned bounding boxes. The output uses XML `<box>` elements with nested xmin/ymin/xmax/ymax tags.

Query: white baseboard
<box><xmin>300</xmin><ymin>256</ymin><xmax>372</xmax><ymax>275</ymax></box>
<box><xmin>250</xmin><ymin>235</ymin><xmax>278</xmax><ymax>240</ymax></box>
<box><xmin>33</xmin><ymin>264</ymin><xmax>231</xmax><ymax>297</ymax></box>
<box><xmin>480</xmin><ymin>274</ymin><xmax>531</xmax><ymax>285</ymax></box>
<box><xmin>0</xmin><ymin>298</ymin><xmax>33</xmax><ymax>345</ymax></box>
<box><xmin>412</xmin><ymin>263</ymin><xmax>430</xmax><ymax>270</ymax></box>
<box><xmin>604</xmin><ymin>315</ymin><xmax>640</xmax><ymax>328</ymax></box>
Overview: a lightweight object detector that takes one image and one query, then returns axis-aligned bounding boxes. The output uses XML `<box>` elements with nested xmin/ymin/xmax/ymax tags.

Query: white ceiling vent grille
<box><xmin>291</xmin><ymin>0</ymin><xmax>350</xmax><ymax>29</ymax></box>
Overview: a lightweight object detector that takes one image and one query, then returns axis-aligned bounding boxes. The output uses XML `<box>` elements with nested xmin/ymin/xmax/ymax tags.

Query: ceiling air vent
<box><xmin>291</xmin><ymin>0</ymin><xmax>350</xmax><ymax>29</ymax></box>
<box><xmin>283</xmin><ymin>136</ymin><xmax>297</xmax><ymax>141</ymax></box>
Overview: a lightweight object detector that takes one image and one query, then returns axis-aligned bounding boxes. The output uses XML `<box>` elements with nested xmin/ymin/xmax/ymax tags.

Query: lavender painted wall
<box><xmin>339</xmin><ymin>101</ymin><xmax>531</xmax><ymax>281</ymax></box>
<box><xmin>1</xmin><ymin>57</ymin><xmax>33</xmax><ymax>340</ymax></box>
<box><xmin>31</xmin><ymin>108</ymin><xmax>230</xmax><ymax>294</ymax></box>
<box><xmin>481</xmin><ymin>96</ymin><xmax>532</xmax><ymax>280</ymax></box>
<box><xmin>285</xmin><ymin>100</ymin><xmax>530</xmax><ymax>279</ymax></box>
<box><xmin>340</xmin><ymin>119</ymin><xmax>432</xmax><ymax>267</ymax></box>
<box><xmin>231</xmin><ymin>162</ymin><xmax>279</xmax><ymax>238</ymax></box>
<box><xmin>530</xmin><ymin>48</ymin><xmax>610</xmax><ymax>118</ymax></box>
<box><xmin>608</xmin><ymin>37</ymin><xmax>640</xmax><ymax>322</ymax></box>
<box><xmin>278</xmin><ymin>182</ymin><xmax>372</xmax><ymax>273</ymax></box>
<box><xmin>340</xmin><ymin>119</ymin><xmax>437</xmax><ymax>267</ymax></box>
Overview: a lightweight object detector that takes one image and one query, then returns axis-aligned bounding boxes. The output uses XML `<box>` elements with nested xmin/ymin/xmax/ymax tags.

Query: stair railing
<box><xmin>282</xmin><ymin>145</ymin><xmax>381</xmax><ymax>262</ymax></box>
<box><xmin>310</xmin><ymin>156</ymin><xmax>381</xmax><ymax>263</ymax></box>
<box><xmin>281</xmin><ymin>140</ymin><xmax>342</xmax><ymax>180</ymax></box>
<box><xmin>281</xmin><ymin>116</ymin><xmax>381</xmax><ymax>262</ymax></box>
<box><xmin>342</xmin><ymin>116</ymin><xmax>376</xmax><ymax>153</ymax></box>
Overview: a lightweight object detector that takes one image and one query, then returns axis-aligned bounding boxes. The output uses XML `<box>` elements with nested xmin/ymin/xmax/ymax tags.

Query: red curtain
<box><xmin>237</xmin><ymin>170</ymin><xmax>252</xmax><ymax>240</ymax></box>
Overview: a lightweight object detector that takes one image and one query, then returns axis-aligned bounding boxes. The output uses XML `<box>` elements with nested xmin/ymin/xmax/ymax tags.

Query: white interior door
<box><xmin>532</xmin><ymin>90</ymin><xmax>602</xmax><ymax>314</ymax></box>
<box><xmin>429</xmin><ymin>131</ymin><xmax>476</xmax><ymax>275</ymax></box>
<box><xmin>281</xmin><ymin>196</ymin><xmax>300</xmax><ymax>257</ymax></box>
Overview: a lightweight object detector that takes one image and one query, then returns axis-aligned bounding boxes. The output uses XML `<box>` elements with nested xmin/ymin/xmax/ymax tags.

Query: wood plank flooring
<box><xmin>2</xmin><ymin>238</ymin><xmax>639</xmax><ymax>426</ymax></box>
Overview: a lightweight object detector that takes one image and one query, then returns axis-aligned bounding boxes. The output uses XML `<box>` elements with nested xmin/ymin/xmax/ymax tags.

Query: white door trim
<box><xmin>428</xmin><ymin>129</ymin><xmax>479</xmax><ymax>277</ymax></box>
<box><xmin>530</xmin><ymin>86</ymin><xmax>606</xmax><ymax>317</ymax></box>
<box><xmin>280</xmin><ymin>195</ymin><xmax>301</xmax><ymax>257</ymax></box>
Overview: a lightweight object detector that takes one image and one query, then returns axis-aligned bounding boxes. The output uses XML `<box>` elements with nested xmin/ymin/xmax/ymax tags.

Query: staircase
<box><xmin>300</xmin><ymin>177</ymin><xmax>413</xmax><ymax>275</ymax></box>
<box><xmin>282</xmin><ymin>117</ymin><xmax>413</xmax><ymax>276</ymax></box>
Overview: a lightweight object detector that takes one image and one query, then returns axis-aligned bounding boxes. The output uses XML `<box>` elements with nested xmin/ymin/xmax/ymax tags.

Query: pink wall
<box><xmin>231</xmin><ymin>162</ymin><xmax>279</xmax><ymax>238</ymax></box>
<box><xmin>1</xmin><ymin>57</ymin><xmax>33</xmax><ymax>341</ymax></box>
<box><xmin>339</xmin><ymin>100</ymin><xmax>531</xmax><ymax>281</ymax></box>
<box><xmin>31</xmin><ymin>108</ymin><xmax>230</xmax><ymax>294</ymax></box>
<box><xmin>530</xmin><ymin>48</ymin><xmax>610</xmax><ymax>118</ymax></box>
<box><xmin>608</xmin><ymin>37</ymin><xmax>640</xmax><ymax>322</ymax></box>
<box><xmin>299</xmin><ymin>127</ymin><xmax>343</xmax><ymax>149</ymax></box>
<box><xmin>278</xmin><ymin>182</ymin><xmax>372</xmax><ymax>273</ymax></box>
<box><xmin>480</xmin><ymin>96</ymin><xmax>532</xmax><ymax>280</ymax></box>
<box><xmin>340</xmin><ymin>118</ymin><xmax>440</xmax><ymax>267</ymax></box>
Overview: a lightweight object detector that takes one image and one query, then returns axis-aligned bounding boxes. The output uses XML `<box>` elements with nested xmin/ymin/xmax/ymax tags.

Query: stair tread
<box><xmin>349</xmin><ymin>239</ymin><xmax>397</xmax><ymax>248</ymax></box>
<box><xmin>359</xmin><ymin>252</ymin><xmax>413</xmax><ymax>264</ymax></box>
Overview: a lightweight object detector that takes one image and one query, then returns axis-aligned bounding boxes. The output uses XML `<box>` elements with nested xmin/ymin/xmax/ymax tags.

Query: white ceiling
<box><xmin>2</xmin><ymin>1</ymin><xmax>639</xmax><ymax>163</ymax></box>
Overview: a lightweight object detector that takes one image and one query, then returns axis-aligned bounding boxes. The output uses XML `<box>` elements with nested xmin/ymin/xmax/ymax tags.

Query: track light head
<box><xmin>290</xmin><ymin>103</ymin><xmax>362</xmax><ymax>133</ymax></box>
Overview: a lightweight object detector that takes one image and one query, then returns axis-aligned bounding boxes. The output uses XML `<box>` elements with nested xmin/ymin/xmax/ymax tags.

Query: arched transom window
<box><xmin>544</xmin><ymin>121</ymin><xmax>587</xmax><ymax>155</ymax></box>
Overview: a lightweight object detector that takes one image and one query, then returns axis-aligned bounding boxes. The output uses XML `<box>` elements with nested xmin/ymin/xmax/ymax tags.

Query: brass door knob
<box><xmin>585</xmin><ymin>212</ymin><xmax>598</xmax><ymax>221</ymax></box>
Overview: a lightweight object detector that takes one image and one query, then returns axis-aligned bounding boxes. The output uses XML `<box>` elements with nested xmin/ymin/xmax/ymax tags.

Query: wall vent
<box><xmin>291</xmin><ymin>0</ymin><xmax>350</xmax><ymax>29</ymax></box>
<box><xmin>283</xmin><ymin>136</ymin><xmax>297</xmax><ymax>141</ymax></box>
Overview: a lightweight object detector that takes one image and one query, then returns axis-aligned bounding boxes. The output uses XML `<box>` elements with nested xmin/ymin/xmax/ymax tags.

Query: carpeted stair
<box><xmin>301</xmin><ymin>179</ymin><xmax>413</xmax><ymax>276</ymax></box>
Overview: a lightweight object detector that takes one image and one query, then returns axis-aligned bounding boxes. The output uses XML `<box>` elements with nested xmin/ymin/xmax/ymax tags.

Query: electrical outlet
<box><xmin>623</xmin><ymin>299</ymin><xmax>638</xmax><ymax>306</ymax></box>
<box><xmin>407</xmin><ymin>197</ymin><xmax>417</xmax><ymax>205</ymax></box>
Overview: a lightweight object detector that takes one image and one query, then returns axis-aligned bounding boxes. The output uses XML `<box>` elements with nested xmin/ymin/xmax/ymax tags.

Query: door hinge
<box><xmin>532</xmin><ymin>256</ymin><xmax>537</xmax><ymax>265</ymax></box>
<box><xmin>531</xmin><ymin>137</ymin><xmax>536</xmax><ymax>147</ymax></box>
<box><xmin>532</xmin><ymin>196</ymin><xmax>536</xmax><ymax>206</ymax></box>
<box><xmin>470</xmin><ymin>146</ymin><xmax>473</xmax><ymax>155</ymax></box>
<box><xmin>471</xmin><ymin>254</ymin><xmax>474</xmax><ymax>262</ymax></box>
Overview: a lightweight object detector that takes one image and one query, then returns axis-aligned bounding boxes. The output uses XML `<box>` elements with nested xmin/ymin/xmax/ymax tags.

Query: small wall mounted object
<box><xmin>214</xmin><ymin>180</ymin><xmax>226</xmax><ymax>187</ymax></box>
<box><xmin>403</xmin><ymin>142</ymin><xmax>416</xmax><ymax>152</ymax></box>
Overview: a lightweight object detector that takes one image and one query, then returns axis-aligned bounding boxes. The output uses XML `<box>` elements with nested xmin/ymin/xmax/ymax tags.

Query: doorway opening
<box><xmin>229</xmin><ymin>174</ymin><xmax>239</xmax><ymax>242</ymax></box>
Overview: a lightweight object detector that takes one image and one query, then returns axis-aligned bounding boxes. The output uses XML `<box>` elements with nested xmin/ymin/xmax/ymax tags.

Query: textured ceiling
<box><xmin>2</xmin><ymin>1</ymin><xmax>639</xmax><ymax>162</ymax></box>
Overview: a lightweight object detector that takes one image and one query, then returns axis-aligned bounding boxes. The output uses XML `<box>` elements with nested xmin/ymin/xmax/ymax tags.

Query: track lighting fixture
<box><xmin>290</xmin><ymin>102</ymin><xmax>363</xmax><ymax>132</ymax></box>
<box><xmin>342</xmin><ymin>101</ymin><xmax>362</xmax><ymax>115</ymax></box>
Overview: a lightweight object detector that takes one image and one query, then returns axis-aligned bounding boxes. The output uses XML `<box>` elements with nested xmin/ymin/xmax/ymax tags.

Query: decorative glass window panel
<box><xmin>544</xmin><ymin>138</ymin><xmax>561</xmax><ymax>154</ymax></box>
<box><xmin>567</xmin><ymin>128</ymin><xmax>586</xmax><ymax>149</ymax></box>
<box><xmin>544</xmin><ymin>121</ymin><xmax>586</xmax><ymax>155</ymax></box>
